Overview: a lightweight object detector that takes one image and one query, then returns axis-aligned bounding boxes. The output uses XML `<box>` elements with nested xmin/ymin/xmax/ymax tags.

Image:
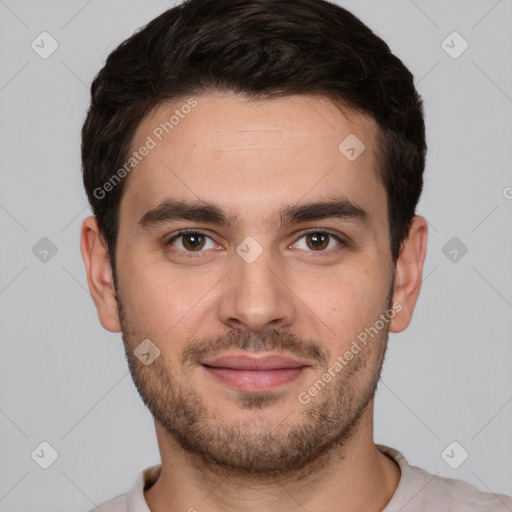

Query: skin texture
<box><xmin>81</xmin><ymin>92</ymin><xmax>427</xmax><ymax>512</ymax></box>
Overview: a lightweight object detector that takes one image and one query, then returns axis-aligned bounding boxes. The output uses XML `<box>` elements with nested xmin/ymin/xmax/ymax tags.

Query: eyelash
<box><xmin>165</xmin><ymin>229</ymin><xmax>346</xmax><ymax>259</ymax></box>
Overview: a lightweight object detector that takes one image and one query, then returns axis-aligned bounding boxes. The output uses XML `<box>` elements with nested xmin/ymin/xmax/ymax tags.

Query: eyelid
<box><xmin>165</xmin><ymin>229</ymin><xmax>220</xmax><ymax>257</ymax></box>
<box><xmin>165</xmin><ymin>228</ymin><xmax>347</xmax><ymax>257</ymax></box>
<box><xmin>289</xmin><ymin>229</ymin><xmax>346</xmax><ymax>252</ymax></box>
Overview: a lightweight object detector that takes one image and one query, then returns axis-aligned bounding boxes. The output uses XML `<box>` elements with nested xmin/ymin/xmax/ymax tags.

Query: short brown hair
<box><xmin>82</xmin><ymin>0</ymin><xmax>426</xmax><ymax>269</ymax></box>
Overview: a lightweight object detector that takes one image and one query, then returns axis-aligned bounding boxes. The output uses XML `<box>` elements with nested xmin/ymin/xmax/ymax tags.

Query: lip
<box><xmin>201</xmin><ymin>353</ymin><xmax>310</xmax><ymax>392</ymax></box>
<box><xmin>201</xmin><ymin>353</ymin><xmax>308</xmax><ymax>370</ymax></box>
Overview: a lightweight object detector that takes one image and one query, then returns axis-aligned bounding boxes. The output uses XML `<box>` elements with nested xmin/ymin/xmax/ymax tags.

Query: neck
<box><xmin>144</xmin><ymin>404</ymin><xmax>401</xmax><ymax>512</ymax></box>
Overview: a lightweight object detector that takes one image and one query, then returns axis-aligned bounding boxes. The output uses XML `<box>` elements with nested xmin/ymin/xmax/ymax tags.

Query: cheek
<box><xmin>126</xmin><ymin>273</ymin><xmax>184</xmax><ymax>324</ymax></box>
<box><xmin>116</xmin><ymin>247</ymin><xmax>171</xmax><ymax>328</ymax></box>
<box><xmin>310</xmin><ymin>263</ymin><xmax>391</xmax><ymax>331</ymax></box>
<box><xmin>118</xmin><ymin>255</ymin><xmax>216</xmax><ymax>349</ymax></box>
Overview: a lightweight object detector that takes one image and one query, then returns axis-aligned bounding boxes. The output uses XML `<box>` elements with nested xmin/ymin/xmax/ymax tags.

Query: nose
<box><xmin>217</xmin><ymin>241</ymin><xmax>296</xmax><ymax>334</ymax></box>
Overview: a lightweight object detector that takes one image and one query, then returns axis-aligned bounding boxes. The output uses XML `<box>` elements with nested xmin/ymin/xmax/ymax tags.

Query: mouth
<box><xmin>200</xmin><ymin>352</ymin><xmax>311</xmax><ymax>392</ymax></box>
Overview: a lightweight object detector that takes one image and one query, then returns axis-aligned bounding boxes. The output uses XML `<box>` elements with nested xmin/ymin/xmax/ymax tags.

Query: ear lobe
<box><xmin>389</xmin><ymin>216</ymin><xmax>428</xmax><ymax>333</ymax></box>
<box><xmin>80</xmin><ymin>216</ymin><xmax>122</xmax><ymax>332</ymax></box>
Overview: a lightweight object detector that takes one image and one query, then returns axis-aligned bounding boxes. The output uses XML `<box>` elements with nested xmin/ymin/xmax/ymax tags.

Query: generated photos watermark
<box><xmin>93</xmin><ymin>97</ymin><xmax>198</xmax><ymax>200</ymax></box>
<box><xmin>298</xmin><ymin>301</ymin><xmax>402</xmax><ymax>405</ymax></box>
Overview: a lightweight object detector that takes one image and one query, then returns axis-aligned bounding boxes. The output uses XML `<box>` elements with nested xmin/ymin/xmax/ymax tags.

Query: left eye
<box><xmin>292</xmin><ymin>232</ymin><xmax>343</xmax><ymax>252</ymax></box>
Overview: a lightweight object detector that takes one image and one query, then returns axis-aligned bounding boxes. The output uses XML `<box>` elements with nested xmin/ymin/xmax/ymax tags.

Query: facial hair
<box><xmin>117</xmin><ymin>288</ymin><xmax>393</xmax><ymax>478</ymax></box>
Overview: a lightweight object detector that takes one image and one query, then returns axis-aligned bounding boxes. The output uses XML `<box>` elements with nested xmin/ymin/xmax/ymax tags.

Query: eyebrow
<box><xmin>137</xmin><ymin>196</ymin><xmax>371</xmax><ymax>232</ymax></box>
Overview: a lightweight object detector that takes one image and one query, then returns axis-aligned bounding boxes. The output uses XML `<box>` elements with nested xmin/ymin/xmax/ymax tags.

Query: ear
<box><xmin>80</xmin><ymin>216</ymin><xmax>121</xmax><ymax>332</ymax></box>
<box><xmin>389</xmin><ymin>216</ymin><xmax>428</xmax><ymax>333</ymax></box>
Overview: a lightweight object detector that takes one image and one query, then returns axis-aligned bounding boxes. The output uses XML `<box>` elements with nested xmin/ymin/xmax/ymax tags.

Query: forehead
<box><xmin>120</xmin><ymin>92</ymin><xmax>385</xmax><ymax>229</ymax></box>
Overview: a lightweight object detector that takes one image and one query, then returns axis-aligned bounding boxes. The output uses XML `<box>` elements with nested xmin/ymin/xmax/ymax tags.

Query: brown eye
<box><xmin>167</xmin><ymin>231</ymin><xmax>216</xmax><ymax>255</ymax></box>
<box><xmin>305</xmin><ymin>232</ymin><xmax>330</xmax><ymax>251</ymax></box>
<box><xmin>292</xmin><ymin>231</ymin><xmax>344</xmax><ymax>253</ymax></box>
<box><xmin>181</xmin><ymin>233</ymin><xmax>206</xmax><ymax>251</ymax></box>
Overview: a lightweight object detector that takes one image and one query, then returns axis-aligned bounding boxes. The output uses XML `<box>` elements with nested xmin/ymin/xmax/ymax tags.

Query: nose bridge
<box><xmin>218</xmin><ymin>236</ymin><xmax>294</xmax><ymax>332</ymax></box>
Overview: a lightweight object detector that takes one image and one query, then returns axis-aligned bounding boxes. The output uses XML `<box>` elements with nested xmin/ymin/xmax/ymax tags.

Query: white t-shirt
<box><xmin>89</xmin><ymin>444</ymin><xmax>512</xmax><ymax>511</ymax></box>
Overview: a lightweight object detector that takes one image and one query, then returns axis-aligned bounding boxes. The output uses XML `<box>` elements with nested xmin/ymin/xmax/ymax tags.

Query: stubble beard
<box><xmin>117</xmin><ymin>292</ymin><xmax>391</xmax><ymax>478</ymax></box>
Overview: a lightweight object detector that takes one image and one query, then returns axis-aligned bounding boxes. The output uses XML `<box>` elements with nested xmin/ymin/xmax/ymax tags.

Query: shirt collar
<box><xmin>127</xmin><ymin>445</ymin><xmax>419</xmax><ymax>512</ymax></box>
<box><xmin>127</xmin><ymin>464</ymin><xmax>161</xmax><ymax>512</ymax></box>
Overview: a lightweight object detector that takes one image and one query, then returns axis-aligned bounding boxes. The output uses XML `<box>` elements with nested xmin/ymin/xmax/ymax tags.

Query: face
<box><xmin>82</xmin><ymin>92</ymin><xmax>426</xmax><ymax>476</ymax></box>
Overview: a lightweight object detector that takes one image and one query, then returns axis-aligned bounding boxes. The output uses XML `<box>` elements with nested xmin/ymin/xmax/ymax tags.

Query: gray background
<box><xmin>1</xmin><ymin>0</ymin><xmax>511</xmax><ymax>510</ymax></box>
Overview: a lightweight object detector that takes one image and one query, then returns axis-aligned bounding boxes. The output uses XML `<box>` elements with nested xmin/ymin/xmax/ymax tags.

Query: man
<box><xmin>80</xmin><ymin>0</ymin><xmax>512</xmax><ymax>510</ymax></box>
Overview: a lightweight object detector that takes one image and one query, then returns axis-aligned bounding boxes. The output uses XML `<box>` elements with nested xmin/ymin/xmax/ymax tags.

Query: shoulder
<box><xmin>87</xmin><ymin>493</ymin><xmax>128</xmax><ymax>512</ymax></box>
<box><xmin>419</xmin><ymin>468</ymin><xmax>512</xmax><ymax>510</ymax></box>
<box><xmin>86</xmin><ymin>464</ymin><xmax>161</xmax><ymax>512</ymax></box>
<box><xmin>378</xmin><ymin>444</ymin><xmax>512</xmax><ymax>511</ymax></box>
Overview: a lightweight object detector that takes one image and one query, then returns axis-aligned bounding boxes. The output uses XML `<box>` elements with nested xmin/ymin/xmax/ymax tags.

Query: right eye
<box><xmin>166</xmin><ymin>230</ymin><xmax>220</xmax><ymax>257</ymax></box>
